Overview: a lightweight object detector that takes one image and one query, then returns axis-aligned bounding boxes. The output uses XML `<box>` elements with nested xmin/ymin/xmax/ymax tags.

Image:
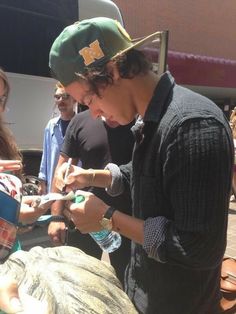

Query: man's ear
<box><xmin>106</xmin><ymin>61</ymin><xmax>120</xmax><ymax>82</ymax></box>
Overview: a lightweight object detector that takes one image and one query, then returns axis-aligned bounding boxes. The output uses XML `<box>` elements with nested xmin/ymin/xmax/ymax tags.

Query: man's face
<box><xmin>54</xmin><ymin>87</ymin><xmax>75</xmax><ymax>113</ymax></box>
<box><xmin>65</xmin><ymin>76</ymin><xmax>136</xmax><ymax>125</ymax></box>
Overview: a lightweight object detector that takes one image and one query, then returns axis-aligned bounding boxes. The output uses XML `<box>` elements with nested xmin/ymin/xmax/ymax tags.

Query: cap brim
<box><xmin>112</xmin><ymin>31</ymin><xmax>162</xmax><ymax>59</ymax></box>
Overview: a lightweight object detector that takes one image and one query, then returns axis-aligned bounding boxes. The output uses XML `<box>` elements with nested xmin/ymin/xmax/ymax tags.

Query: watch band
<box><xmin>99</xmin><ymin>207</ymin><xmax>116</xmax><ymax>231</ymax></box>
<box><xmin>103</xmin><ymin>207</ymin><xmax>116</xmax><ymax>220</ymax></box>
<box><xmin>49</xmin><ymin>215</ymin><xmax>66</xmax><ymax>223</ymax></box>
<box><xmin>18</xmin><ymin>215</ymin><xmax>66</xmax><ymax>228</ymax></box>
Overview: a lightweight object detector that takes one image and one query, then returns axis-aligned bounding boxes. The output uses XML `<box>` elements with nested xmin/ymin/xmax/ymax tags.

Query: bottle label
<box><xmin>90</xmin><ymin>230</ymin><xmax>110</xmax><ymax>241</ymax></box>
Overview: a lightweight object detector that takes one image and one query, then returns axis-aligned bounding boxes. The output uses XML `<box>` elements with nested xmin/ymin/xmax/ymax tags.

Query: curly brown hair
<box><xmin>75</xmin><ymin>49</ymin><xmax>152</xmax><ymax>96</ymax></box>
<box><xmin>0</xmin><ymin>68</ymin><xmax>9</xmax><ymax>110</ymax></box>
<box><xmin>230</xmin><ymin>107</ymin><xmax>236</xmax><ymax>139</ymax></box>
<box><xmin>0</xmin><ymin>68</ymin><xmax>22</xmax><ymax>177</ymax></box>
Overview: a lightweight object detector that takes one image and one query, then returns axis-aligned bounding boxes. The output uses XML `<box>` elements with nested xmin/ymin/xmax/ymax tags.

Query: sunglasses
<box><xmin>54</xmin><ymin>93</ymin><xmax>70</xmax><ymax>101</ymax></box>
<box><xmin>0</xmin><ymin>95</ymin><xmax>7</xmax><ymax>108</ymax></box>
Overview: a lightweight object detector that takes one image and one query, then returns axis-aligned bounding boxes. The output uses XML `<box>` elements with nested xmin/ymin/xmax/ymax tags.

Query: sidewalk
<box><xmin>225</xmin><ymin>200</ymin><xmax>236</xmax><ymax>258</ymax></box>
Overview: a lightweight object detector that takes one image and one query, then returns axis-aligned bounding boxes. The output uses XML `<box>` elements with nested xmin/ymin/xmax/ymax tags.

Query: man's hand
<box><xmin>63</xmin><ymin>190</ymin><xmax>108</xmax><ymax>234</ymax></box>
<box><xmin>19</xmin><ymin>195</ymin><xmax>50</xmax><ymax>224</ymax></box>
<box><xmin>55</xmin><ymin>163</ymin><xmax>91</xmax><ymax>191</ymax></box>
<box><xmin>48</xmin><ymin>221</ymin><xmax>67</xmax><ymax>246</ymax></box>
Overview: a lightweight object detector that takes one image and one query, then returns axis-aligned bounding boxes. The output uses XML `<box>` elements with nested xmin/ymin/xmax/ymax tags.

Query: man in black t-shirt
<box><xmin>63</xmin><ymin>110</ymin><xmax>134</xmax><ymax>169</ymax></box>
<box><xmin>48</xmin><ymin>109</ymin><xmax>135</xmax><ymax>285</ymax></box>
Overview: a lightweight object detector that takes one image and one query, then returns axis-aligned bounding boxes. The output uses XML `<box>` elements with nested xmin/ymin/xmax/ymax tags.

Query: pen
<box><xmin>62</xmin><ymin>158</ymin><xmax>72</xmax><ymax>193</ymax></box>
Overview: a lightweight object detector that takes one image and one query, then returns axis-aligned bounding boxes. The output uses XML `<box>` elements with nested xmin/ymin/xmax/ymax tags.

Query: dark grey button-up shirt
<box><xmin>106</xmin><ymin>71</ymin><xmax>234</xmax><ymax>314</ymax></box>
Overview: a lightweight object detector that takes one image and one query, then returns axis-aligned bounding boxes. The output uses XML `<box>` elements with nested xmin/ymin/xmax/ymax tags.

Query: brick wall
<box><xmin>113</xmin><ymin>0</ymin><xmax>236</xmax><ymax>60</ymax></box>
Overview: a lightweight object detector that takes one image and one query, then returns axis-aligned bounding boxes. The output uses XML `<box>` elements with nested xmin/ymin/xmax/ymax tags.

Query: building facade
<box><xmin>114</xmin><ymin>0</ymin><xmax>236</xmax><ymax>111</ymax></box>
<box><xmin>114</xmin><ymin>0</ymin><xmax>236</xmax><ymax>60</ymax></box>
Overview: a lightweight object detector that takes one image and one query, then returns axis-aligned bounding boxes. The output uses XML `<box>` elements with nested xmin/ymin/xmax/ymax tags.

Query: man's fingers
<box><xmin>64</xmin><ymin>173</ymin><xmax>74</xmax><ymax>184</ymax></box>
<box><xmin>51</xmin><ymin>235</ymin><xmax>63</xmax><ymax>246</ymax></box>
<box><xmin>63</xmin><ymin>208</ymin><xmax>71</xmax><ymax>221</ymax></box>
<box><xmin>0</xmin><ymin>160</ymin><xmax>22</xmax><ymax>171</ymax></box>
<box><xmin>31</xmin><ymin>197</ymin><xmax>42</xmax><ymax>208</ymax></box>
<box><xmin>22</xmin><ymin>196</ymin><xmax>41</xmax><ymax>206</ymax></box>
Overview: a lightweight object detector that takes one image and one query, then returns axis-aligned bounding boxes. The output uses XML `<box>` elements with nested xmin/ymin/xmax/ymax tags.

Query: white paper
<box><xmin>16</xmin><ymin>290</ymin><xmax>48</xmax><ymax>314</ymax></box>
<box><xmin>39</xmin><ymin>190</ymin><xmax>75</xmax><ymax>207</ymax></box>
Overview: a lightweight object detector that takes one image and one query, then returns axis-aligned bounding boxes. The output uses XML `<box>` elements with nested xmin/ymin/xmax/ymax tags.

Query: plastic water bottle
<box><xmin>74</xmin><ymin>195</ymin><xmax>122</xmax><ymax>253</ymax></box>
<box><xmin>90</xmin><ymin>229</ymin><xmax>121</xmax><ymax>253</ymax></box>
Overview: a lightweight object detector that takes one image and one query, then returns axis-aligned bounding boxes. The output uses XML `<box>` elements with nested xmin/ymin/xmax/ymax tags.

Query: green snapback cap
<box><xmin>49</xmin><ymin>17</ymin><xmax>161</xmax><ymax>86</ymax></box>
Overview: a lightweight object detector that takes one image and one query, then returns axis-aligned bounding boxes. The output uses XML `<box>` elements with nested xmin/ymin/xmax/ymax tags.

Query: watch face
<box><xmin>100</xmin><ymin>217</ymin><xmax>112</xmax><ymax>231</ymax></box>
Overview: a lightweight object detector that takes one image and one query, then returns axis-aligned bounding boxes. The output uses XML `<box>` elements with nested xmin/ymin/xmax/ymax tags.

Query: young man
<box><xmin>49</xmin><ymin>17</ymin><xmax>234</xmax><ymax>313</ymax></box>
<box><xmin>38</xmin><ymin>82</ymin><xmax>76</xmax><ymax>194</ymax></box>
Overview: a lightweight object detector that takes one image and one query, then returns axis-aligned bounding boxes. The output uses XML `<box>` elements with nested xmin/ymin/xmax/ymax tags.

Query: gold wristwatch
<box><xmin>99</xmin><ymin>207</ymin><xmax>116</xmax><ymax>231</ymax></box>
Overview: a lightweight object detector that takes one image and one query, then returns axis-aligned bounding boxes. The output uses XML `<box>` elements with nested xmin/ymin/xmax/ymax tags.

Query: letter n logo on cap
<box><xmin>79</xmin><ymin>40</ymin><xmax>105</xmax><ymax>66</ymax></box>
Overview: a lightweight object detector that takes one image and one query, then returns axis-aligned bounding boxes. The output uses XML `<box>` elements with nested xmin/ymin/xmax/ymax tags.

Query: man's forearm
<box><xmin>112</xmin><ymin>210</ymin><xmax>144</xmax><ymax>245</ymax></box>
<box><xmin>87</xmin><ymin>169</ymin><xmax>112</xmax><ymax>188</ymax></box>
<box><xmin>51</xmin><ymin>165</ymin><xmax>66</xmax><ymax>215</ymax></box>
<box><xmin>50</xmin><ymin>200</ymin><xmax>65</xmax><ymax>215</ymax></box>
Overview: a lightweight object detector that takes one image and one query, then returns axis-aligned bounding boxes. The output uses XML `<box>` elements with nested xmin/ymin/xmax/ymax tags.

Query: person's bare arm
<box><xmin>112</xmin><ymin>210</ymin><xmax>144</xmax><ymax>245</ymax></box>
<box><xmin>0</xmin><ymin>160</ymin><xmax>22</xmax><ymax>172</ymax></box>
<box><xmin>50</xmin><ymin>155</ymin><xmax>69</xmax><ymax>215</ymax></box>
<box><xmin>48</xmin><ymin>154</ymin><xmax>78</xmax><ymax>245</ymax></box>
<box><xmin>55</xmin><ymin>164</ymin><xmax>112</xmax><ymax>192</ymax></box>
<box><xmin>74</xmin><ymin>168</ymin><xmax>112</xmax><ymax>188</ymax></box>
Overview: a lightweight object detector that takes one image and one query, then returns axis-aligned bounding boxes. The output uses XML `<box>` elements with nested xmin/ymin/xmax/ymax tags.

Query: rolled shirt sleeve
<box><xmin>143</xmin><ymin>216</ymin><xmax>169</xmax><ymax>262</ymax></box>
<box><xmin>104</xmin><ymin>163</ymin><xmax>125</xmax><ymax>196</ymax></box>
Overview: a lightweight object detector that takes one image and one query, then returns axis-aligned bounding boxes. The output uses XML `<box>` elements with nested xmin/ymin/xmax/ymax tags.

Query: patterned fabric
<box><xmin>0</xmin><ymin>173</ymin><xmax>22</xmax><ymax>261</ymax></box>
<box><xmin>143</xmin><ymin>216</ymin><xmax>169</xmax><ymax>261</ymax></box>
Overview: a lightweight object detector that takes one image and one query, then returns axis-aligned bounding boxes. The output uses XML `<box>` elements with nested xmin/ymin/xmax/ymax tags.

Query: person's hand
<box><xmin>0</xmin><ymin>276</ymin><xmax>23</xmax><ymax>313</ymax></box>
<box><xmin>19</xmin><ymin>195</ymin><xmax>51</xmax><ymax>224</ymax></box>
<box><xmin>48</xmin><ymin>221</ymin><xmax>67</xmax><ymax>246</ymax></box>
<box><xmin>55</xmin><ymin>163</ymin><xmax>92</xmax><ymax>191</ymax></box>
<box><xmin>63</xmin><ymin>190</ymin><xmax>109</xmax><ymax>233</ymax></box>
<box><xmin>38</xmin><ymin>180</ymin><xmax>47</xmax><ymax>195</ymax></box>
<box><xmin>0</xmin><ymin>160</ymin><xmax>22</xmax><ymax>172</ymax></box>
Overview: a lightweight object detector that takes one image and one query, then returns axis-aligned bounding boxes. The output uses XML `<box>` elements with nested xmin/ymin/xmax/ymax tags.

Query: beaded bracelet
<box><xmin>88</xmin><ymin>169</ymin><xmax>96</xmax><ymax>186</ymax></box>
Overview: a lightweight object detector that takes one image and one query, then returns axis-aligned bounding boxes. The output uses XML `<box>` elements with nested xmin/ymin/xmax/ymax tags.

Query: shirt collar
<box><xmin>143</xmin><ymin>71</ymin><xmax>175</xmax><ymax>123</ymax></box>
<box><xmin>52</xmin><ymin>116</ymin><xmax>62</xmax><ymax>126</ymax></box>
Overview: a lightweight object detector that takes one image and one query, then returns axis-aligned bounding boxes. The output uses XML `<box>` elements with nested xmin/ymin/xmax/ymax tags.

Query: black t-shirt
<box><xmin>61</xmin><ymin>110</ymin><xmax>134</xmax><ymax>168</ymax></box>
<box><xmin>61</xmin><ymin>110</ymin><xmax>135</xmax><ymax>208</ymax></box>
<box><xmin>60</xmin><ymin>119</ymin><xmax>71</xmax><ymax>137</ymax></box>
